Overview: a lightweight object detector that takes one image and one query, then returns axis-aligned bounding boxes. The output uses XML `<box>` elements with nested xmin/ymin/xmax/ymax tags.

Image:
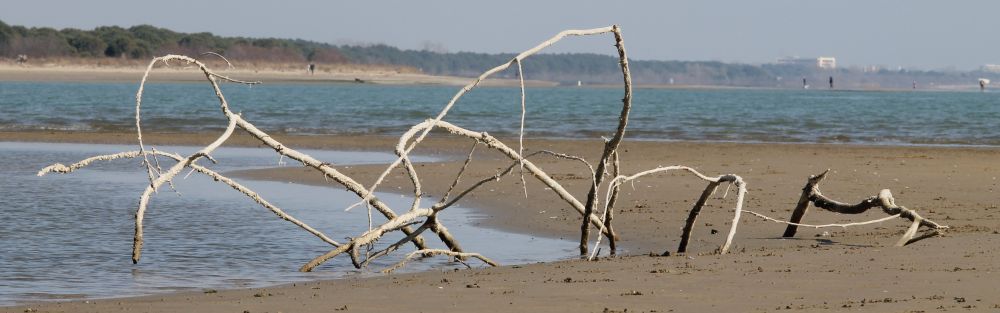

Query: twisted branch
<box><xmin>781</xmin><ymin>170</ymin><xmax>947</xmax><ymax>246</ymax></box>
<box><xmin>580</xmin><ymin>25</ymin><xmax>633</xmax><ymax>256</ymax></box>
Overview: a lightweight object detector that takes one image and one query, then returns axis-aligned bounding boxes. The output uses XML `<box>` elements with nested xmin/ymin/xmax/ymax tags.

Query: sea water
<box><xmin>1</xmin><ymin>82</ymin><xmax>998</xmax><ymax>146</ymax></box>
<box><xmin>0</xmin><ymin>142</ymin><xmax>574</xmax><ymax>305</ymax></box>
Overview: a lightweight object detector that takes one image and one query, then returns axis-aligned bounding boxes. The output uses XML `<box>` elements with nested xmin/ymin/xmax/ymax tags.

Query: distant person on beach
<box><xmin>980</xmin><ymin>79</ymin><xmax>986</xmax><ymax>91</ymax></box>
<box><xmin>308</xmin><ymin>63</ymin><xmax>316</xmax><ymax>75</ymax></box>
<box><xmin>829</xmin><ymin>76</ymin><xmax>834</xmax><ymax>89</ymax></box>
<box><xmin>913</xmin><ymin>81</ymin><xmax>917</xmax><ymax>89</ymax></box>
<box><xmin>802</xmin><ymin>78</ymin><xmax>807</xmax><ymax>89</ymax></box>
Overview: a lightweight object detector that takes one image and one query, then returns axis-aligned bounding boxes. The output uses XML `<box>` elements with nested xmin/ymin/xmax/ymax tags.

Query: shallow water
<box><xmin>0</xmin><ymin>142</ymin><xmax>575</xmax><ymax>306</ymax></box>
<box><xmin>1</xmin><ymin>82</ymin><xmax>998</xmax><ymax>146</ymax></box>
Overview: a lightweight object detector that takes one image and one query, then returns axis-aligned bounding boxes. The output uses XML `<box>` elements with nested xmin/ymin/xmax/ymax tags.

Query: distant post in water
<box><xmin>802</xmin><ymin>77</ymin><xmax>807</xmax><ymax>89</ymax></box>
<box><xmin>829</xmin><ymin>76</ymin><xmax>834</xmax><ymax>89</ymax></box>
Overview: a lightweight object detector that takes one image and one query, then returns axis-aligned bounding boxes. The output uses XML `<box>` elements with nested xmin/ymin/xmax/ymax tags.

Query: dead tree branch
<box><xmin>39</xmin><ymin>150</ymin><xmax>341</xmax><ymax>247</ymax></box>
<box><xmin>382</xmin><ymin>249</ymin><xmax>499</xmax><ymax>274</ymax></box>
<box><xmin>38</xmin><ymin>25</ymin><xmax>750</xmax><ymax>272</ymax></box>
<box><xmin>600</xmin><ymin>166</ymin><xmax>747</xmax><ymax>255</ymax></box>
<box><xmin>780</xmin><ymin>170</ymin><xmax>948</xmax><ymax>246</ymax></box>
<box><xmin>581</xmin><ymin>25</ymin><xmax>632</xmax><ymax>256</ymax></box>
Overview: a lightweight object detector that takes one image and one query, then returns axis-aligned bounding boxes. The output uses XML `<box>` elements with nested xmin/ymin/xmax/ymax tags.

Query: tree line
<box><xmin>0</xmin><ymin>20</ymin><xmax>347</xmax><ymax>63</ymax></box>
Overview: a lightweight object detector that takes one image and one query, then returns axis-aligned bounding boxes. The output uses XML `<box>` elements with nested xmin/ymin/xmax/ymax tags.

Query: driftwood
<box><xmin>38</xmin><ymin>150</ymin><xmax>341</xmax><ymax>247</ymax></box>
<box><xmin>382</xmin><ymin>249</ymin><xmax>499</xmax><ymax>274</ymax></box>
<box><xmin>594</xmin><ymin>166</ymin><xmax>746</xmax><ymax>259</ymax></box>
<box><xmin>39</xmin><ymin>25</ymin><xmax>673</xmax><ymax>273</ymax></box>
<box><xmin>35</xmin><ymin>24</ymin><xmax>944</xmax><ymax>276</ymax></box>
<box><xmin>767</xmin><ymin>170</ymin><xmax>947</xmax><ymax>246</ymax></box>
<box><xmin>579</xmin><ymin>27</ymin><xmax>633</xmax><ymax>256</ymax></box>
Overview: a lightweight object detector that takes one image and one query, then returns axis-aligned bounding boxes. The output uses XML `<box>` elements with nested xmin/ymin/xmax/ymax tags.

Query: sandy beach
<box><xmin>2</xmin><ymin>130</ymin><xmax>998</xmax><ymax>312</ymax></box>
<box><xmin>0</xmin><ymin>62</ymin><xmax>558</xmax><ymax>87</ymax></box>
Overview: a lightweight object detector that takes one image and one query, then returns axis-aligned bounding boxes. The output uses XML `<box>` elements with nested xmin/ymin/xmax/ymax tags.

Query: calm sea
<box><xmin>1</xmin><ymin>81</ymin><xmax>998</xmax><ymax>146</ymax></box>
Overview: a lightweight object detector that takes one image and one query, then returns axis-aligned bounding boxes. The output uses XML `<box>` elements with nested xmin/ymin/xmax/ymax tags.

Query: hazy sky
<box><xmin>2</xmin><ymin>0</ymin><xmax>996</xmax><ymax>70</ymax></box>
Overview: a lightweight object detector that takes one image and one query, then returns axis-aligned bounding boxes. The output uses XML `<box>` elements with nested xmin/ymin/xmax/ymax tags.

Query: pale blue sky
<box><xmin>2</xmin><ymin>0</ymin><xmax>996</xmax><ymax>70</ymax></box>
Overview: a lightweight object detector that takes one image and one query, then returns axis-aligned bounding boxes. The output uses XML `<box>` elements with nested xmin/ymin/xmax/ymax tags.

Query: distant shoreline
<box><xmin>0</xmin><ymin>62</ymin><xmax>558</xmax><ymax>87</ymax></box>
<box><xmin>3</xmin><ymin>60</ymin><xmax>993</xmax><ymax>92</ymax></box>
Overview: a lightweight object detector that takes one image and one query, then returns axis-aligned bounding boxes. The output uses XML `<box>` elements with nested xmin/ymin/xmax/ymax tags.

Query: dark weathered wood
<box><xmin>780</xmin><ymin>170</ymin><xmax>946</xmax><ymax>246</ymax></box>
<box><xmin>782</xmin><ymin>186</ymin><xmax>816</xmax><ymax>237</ymax></box>
<box><xmin>603</xmin><ymin>151</ymin><xmax>622</xmax><ymax>255</ymax></box>
<box><xmin>783</xmin><ymin>170</ymin><xmax>828</xmax><ymax>237</ymax></box>
<box><xmin>603</xmin><ymin>184</ymin><xmax>621</xmax><ymax>255</ymax></box>
<box><xmin>677</xmin><ymin>182</ymin><xmax>721</xmax><ymax>254</ymax></box>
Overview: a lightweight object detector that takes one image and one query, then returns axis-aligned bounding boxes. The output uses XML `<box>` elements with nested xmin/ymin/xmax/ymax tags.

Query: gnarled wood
<box><xmin>580</xmin><ymin>25</ymin><xmax>633</xmax><ymax>256</ymax></box>
<box><xmin>775</xmin><ymin>170</ymin><xmax>947</xmax><ymax>246</ymax></box>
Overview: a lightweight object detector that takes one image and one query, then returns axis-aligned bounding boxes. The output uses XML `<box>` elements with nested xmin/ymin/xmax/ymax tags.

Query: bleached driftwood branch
<box><xmin>580</xmin><ymin>26</ymin><xmax>632</xmax><ymax>256</ymax></box>
<box><xmin>38</xmin><ymin>150</ymin><xmax>341</xmax><ymax>247</ymax></box>
<box><xmin>134</xmin><ymin>55</ymin><xmax>442</xmax><ymax>263</ymax></box>
<box><xmin>348</xmin><ymin>26</ymin><xmax>620</xmax><ymax>226</ymax></box>
<box><xmin>39</xmin><ymin>25</ymin><xmax>757</xmax><ymax>273</ymax></box>
<box><xmin>41</xmin><ymin>25</ymin><xmax>944</xmax><ymax>276</ymax></box>
<box><xmin>597</xmin><ymin>166</ymin><xmax>747</xmax><ymax>256</ymax></box>
<box><xmin>779</xmin><ymin>170</ymin><xmax>948</xmax><ymax>246</ymax></box>
<box><xmin>357</xmin><ymin>26</ymin><xmax>618</xmax><ymax>198</ymax></box>
<box><xmin>382</xmin><ymin>249</ymin><xmax>499</xmax><ymax>274</ymax></box>
<box><xmin>746</xmin><ymin>211</ymin><xmax>901</xmax><ymax>229</ymax></box>
<box><xmin>399</xmin><ymin>119</ymin><xmax>612</xmax><ymax>233</ymax></box>
<box><xmin>40</xmin><ymin>26</ymin><xmax>647</xmax><ymax>273</ymax></box>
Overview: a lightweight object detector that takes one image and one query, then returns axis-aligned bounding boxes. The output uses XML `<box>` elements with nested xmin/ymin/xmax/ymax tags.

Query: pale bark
<box><xmin>35</xmin><ymin>25</ymin><xmax>805</xmax><ymax>275</ymax></box>
<box><xmin>400</xmin><ymin>119</ymin><xmax>611</xmax><ymax>235</ymax></box>
<box><xmin>301</xmin><ymin>208</ymin><xmax>436</xmax><ymax>272</ymax></box>
<box><xmin>603</xmin><ymin>151</ymin><xmax>621</xmax><ymax>255</ymax></box>
<box><xmin>39</xmin><ymin>150</ymin><xmax>341</xmax><ymax>247</ymax></box>
<box><xmin>603</xmin><ymin>166</ymin><xmax>747</xmax><ymax>255</ymax></box>
<box><xmin>351</xmin><ymin>26</ymin><xmax>618</xmax><ymax>215</ymax></box>
<box><xmin>746</xmin><ymin>211</ymin><xmax>901</xmax><ymax>229</ymax></box>
<box><xmin>132</xmin><ymin>117</ymin><xmax>238</xmax><ymax>263</ymax></box>
<box><xmin>382</xmin><ymin>249</ymin><xmax>499</xmax><ymax>274</ymax></box>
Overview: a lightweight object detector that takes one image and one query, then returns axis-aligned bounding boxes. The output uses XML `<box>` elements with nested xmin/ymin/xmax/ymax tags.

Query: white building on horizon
<box><xmin>981</xmin><ymin>64</ymin><xmax>1000</xmax><ymax>73</ymax></box>
<box><xmin>817</xmin><ymin>57</ymin><xmax>836</xmax><ymax>69</ymax></box>
<box><xmin>776</xmin><ymin>56</ymin><xmax>836</xmax><ymax>69</ymax></box>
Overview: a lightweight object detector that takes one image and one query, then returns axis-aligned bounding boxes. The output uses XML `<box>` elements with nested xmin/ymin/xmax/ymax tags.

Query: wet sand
<box><xmin>3</xmin><ymin>131</ymin><xmax>999</xmax><ymax>312</ymax></box>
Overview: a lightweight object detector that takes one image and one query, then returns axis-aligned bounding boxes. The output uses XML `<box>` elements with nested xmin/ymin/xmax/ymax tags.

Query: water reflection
<box><xmin>0</xmin><ymin>142</ymin><xmax>573</xmax><ymax>306</ymax></box>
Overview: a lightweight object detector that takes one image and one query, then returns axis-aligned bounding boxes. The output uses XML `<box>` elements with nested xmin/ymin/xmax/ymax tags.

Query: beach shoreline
<box><xmin>3</xmin><ymin>130</ymin><xmax>1000</xmax><ymax>312</ymax></box>
<box><xmin>5</xmin><ymin>62</ymin><xmax>987</xmax><ymax>92</ymax></box>
<box><xmin>0</xmin><ymin>62</ymin><xmax>558</xmax><ymax>87</ymax></box>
